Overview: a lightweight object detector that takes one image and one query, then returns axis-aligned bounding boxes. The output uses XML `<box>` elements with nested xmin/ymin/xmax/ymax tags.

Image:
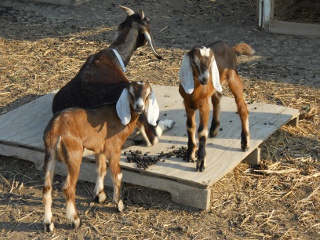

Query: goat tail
<box><xmin>232</xmin><ymin>43</ymin><xmax>255</xmax><ymax>57</ymax></box>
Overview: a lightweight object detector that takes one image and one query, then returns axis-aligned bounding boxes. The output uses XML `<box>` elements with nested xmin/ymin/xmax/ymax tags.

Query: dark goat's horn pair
<box><xmin>119</xmin><ymin>5</ymin><xmax>162</xmax><ymax>59</ymax></box>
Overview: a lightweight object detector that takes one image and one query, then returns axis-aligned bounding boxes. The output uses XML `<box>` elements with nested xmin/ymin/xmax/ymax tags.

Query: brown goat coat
<box><xmin>179</xmin><ymin>41</ymin><xmax>253</xmax><ymax>171</ymax></box>
<box><xmin>43</xmin><ymin>81</ymin><xmax>156</xmax><ymax>232</ymax></box>
<box><xmin>43</xmin><ymin>105</ymin><xmax>139</xmax><ymax>226</ymax></box>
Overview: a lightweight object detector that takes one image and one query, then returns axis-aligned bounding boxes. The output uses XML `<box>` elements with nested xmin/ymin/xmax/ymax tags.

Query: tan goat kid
<box><xmin>42</xmin><ymin>81</ymin><xmax>159</xmax><ymax>232</ymax></box>
<box><xmin>179</xmin><ymin>41</ymin><xmax>254</xmax><ymax>172</ymax></box>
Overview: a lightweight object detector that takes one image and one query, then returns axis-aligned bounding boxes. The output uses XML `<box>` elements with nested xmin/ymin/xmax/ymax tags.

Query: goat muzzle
<box><xmin>199</xmin><ymin>78</ymin><xmax>209</xmax><ymax>85</ymax></box>
<box><xmin>198</xmin><ymin>71</ymin><xmax>210</xmax><ymax>85</ymax></box>
<box><xmin>134</xmin><ymin>103</ymin><xmax>145</xmax><ymax>114</ymax></box>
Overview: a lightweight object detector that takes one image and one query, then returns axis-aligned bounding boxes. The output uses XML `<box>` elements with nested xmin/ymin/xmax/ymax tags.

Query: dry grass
<box><xmin>0</xmin><ymin>0</ymin><xmax>319</xmax><ymax>239</ymax></box>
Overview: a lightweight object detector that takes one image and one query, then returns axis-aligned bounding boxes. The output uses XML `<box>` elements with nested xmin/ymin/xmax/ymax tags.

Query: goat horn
<box><xmin>119</xmin><ymin>5</ymin><xmax>135</xmax><ymax>16</ymax></box>
<box><xmin>139</xmin><ymin>9</ymin><xmax>145</xmax><ymax>19</ymax></box>
<box><xmin>144</xmin><ymin>31</ymin><xmax>163</xmax><ymax>60</ymax></box>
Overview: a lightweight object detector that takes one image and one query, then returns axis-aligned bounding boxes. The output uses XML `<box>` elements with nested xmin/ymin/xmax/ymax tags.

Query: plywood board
<box><xmin>0</xmin><ymin>86</ymin><xmax>299</xmax><ymax>209</ymax></box>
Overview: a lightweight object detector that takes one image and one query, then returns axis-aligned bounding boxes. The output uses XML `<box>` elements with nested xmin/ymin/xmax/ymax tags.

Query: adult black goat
<box><xmin>52</xmin><ymin>5</ymin><xmax>174</xmax><ymax>146</ymax></box>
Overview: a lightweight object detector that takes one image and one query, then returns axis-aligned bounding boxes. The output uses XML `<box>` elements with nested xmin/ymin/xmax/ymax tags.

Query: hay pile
<box><xmin>0</xmin><ymin>0</ymin><xmax>319</xmax><ymax>239</ymax></box>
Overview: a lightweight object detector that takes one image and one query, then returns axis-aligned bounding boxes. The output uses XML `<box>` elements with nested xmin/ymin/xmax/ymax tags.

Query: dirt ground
<box><xmin>0</xmin><ymin>0</ymin><xmax>319</xmax><ymax>239</ymax></box>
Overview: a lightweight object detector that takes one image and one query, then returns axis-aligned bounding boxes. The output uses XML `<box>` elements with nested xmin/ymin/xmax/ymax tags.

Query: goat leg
<box><xmin>93</xmin><ymin>154</ymin><xmax>107</xmax><ymax>203</ymax></box>
<box><xmin>209</xmin><ymin>92</ymin><xmax>222</xmax><ymax>138</ymax></box>
<box><xmin>109</xmin><ymin>153</ymin><xmax>124</xmax><ymax>212</ymax></box>
<box><xmin>136</xmin><ymin>113</ymin><xmax>158</xmax><ymax>146</ymax></box>
<box><xmin>63</xmin><ymin>151</ymin><xmax>82</xmax><ymax>229</ymax></box>
<box><xmin>43</xmin><ymin>151</ymin><xmax>56</xmax><ymax>232</ymax></box>
<box><xmin>227</xmin><ymin>72</ymin><xmax>250</xmax><ymax>151</ymax></box>
<box><xmin>185</xmin><ymin>107</ymin><xmax>197</xmax><ymax>162</ymax></box>
<box><xmin>196</xmin><ymin>102</ymin><xmax>210</xmax><ymax>172</ymax></box>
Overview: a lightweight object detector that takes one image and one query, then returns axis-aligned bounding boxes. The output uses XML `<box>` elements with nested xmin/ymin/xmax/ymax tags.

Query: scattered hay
<box><xmin>0</xmin><ymin>0</ymin><xmax>319</xmax><ymax>239</ymax></box>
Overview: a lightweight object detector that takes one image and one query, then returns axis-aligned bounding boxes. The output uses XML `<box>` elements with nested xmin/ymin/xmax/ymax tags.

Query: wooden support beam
<box><xmin>243</xmin><ymin>148</ymin><xmax>261</xmax><ymax>166</ymax></box>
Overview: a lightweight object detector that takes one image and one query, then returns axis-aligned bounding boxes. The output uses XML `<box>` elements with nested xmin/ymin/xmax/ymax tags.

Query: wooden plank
<box><xmin>0</xmin><ymin>85</ymin><xmax>299</xmax><ymax>209</ymax></box>
<box><xmin>0</xmin><ymin>142</ymin><xmax>210</xmax><ymax>209</ymax></box>
<box><xmin>269</xmin><ymin>20</ymin><xmax>320</xmax><ymax>37</ymax></box>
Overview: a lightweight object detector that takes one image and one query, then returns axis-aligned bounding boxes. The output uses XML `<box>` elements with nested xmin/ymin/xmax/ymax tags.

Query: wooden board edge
<box><xmin>269</xmin><ymin>20</ymin><xmax>320</xmax><ymax>37</ymax></box>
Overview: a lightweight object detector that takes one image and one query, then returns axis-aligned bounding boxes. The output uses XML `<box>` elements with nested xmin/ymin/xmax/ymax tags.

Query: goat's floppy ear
<box><xmin>146</xmin><ymin>91</ymin><xmax>159</xmax><ymax>126</ymax></box>
<box><xmin>116</xmin><ymin>88</ymin><xmax>131</xmax><ymax>125</ymax></box>
<box><xmin>211</xmin><ymin>56</ymin><xmax>223</xmax><ymax>93</ymax></box>
<box><xmin>179</xmin><ymin>53</ymin><xmax>194</xmax><ymax>94</ymax></box>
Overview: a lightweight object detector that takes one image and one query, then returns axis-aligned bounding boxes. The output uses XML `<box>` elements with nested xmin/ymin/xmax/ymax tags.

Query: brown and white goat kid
<box><xmin>52</xmin><ymin>5</ymin><xmax>173</xmax><ymax>147</ymax></box>
<box><xmin>179</xmin><ymin>41</ymin><xmax>254</xmax><ymax>172</ymax></box>
<box><xmin>43</xmin><ymin>81</ymin><xmax>159</xmax><ymax>232</ymax></box>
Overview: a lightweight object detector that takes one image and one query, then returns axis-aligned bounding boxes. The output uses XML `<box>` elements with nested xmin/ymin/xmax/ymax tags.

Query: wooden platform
<box><xmin>0</xmin><ymin>86</ymin><xmax>299</xmax><ymax>210</ymax></box>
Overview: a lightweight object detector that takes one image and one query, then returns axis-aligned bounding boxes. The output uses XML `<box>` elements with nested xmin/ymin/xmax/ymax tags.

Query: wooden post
<box><xmin>244</xmin><ymin>148</ymin><xmax>261</xmax><ymax>166</ymax></box>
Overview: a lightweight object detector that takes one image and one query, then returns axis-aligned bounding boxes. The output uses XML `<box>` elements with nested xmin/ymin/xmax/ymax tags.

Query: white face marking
<box><xmin>135</xmin><ymin>97</ymin><xmax>144</xmax><ymax>110</ymax></box>
<box><xmin>129</xmin><ymin>86</ymin><xmax>134</xmax><ymax>96</ymax></box>
<box><xmin>137</xmin><ymin>81</ymin><xmax>145</xmax><ymax>85</ymax></box>
<box><xmin>200</xmin><ymin>47</ymin><xmax>210</xmax><ymax>57</ymax></box>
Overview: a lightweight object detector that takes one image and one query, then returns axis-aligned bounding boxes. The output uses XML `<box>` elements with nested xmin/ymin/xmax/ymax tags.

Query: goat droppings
<box><xmin>125</xmin><ymin>146</ymin><xmax>190</xmax><ymax>169</ymax></box>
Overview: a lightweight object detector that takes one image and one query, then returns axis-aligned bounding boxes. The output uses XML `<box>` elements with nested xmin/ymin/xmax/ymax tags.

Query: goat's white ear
<box><xmin>179</xmin><ymin>54</ymin><xmax>194</xmax><ymax>94</ymax></box>
<box><xmin>116</xmin><ymin>88</ymin><xmax>131</xmax><ymax>125</ymax></box>
<box><xmin>211</xmin><ymin>57</ymin><xmax>223</xmax><ymax>93</ymax></box>
<box><xmin>146</xmin><ymin>92</ymin><xmax>159</xmax><ymax>126</ymax></box>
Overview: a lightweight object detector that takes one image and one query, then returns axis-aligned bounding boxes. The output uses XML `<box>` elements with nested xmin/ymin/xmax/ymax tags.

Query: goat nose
<box><xmin>199</xmin><ymin>70</ymin><xmax>209</xmax><ymax>85</ymax></box>
<box><xmin>199</xmin><ymin>76</ymin><xmax>209</xmax><ymax>85</ymax></box>
<box><xmin>135</xmin><ymin>98</ymin><xmax>145</xmax><ymax>112</ymax></box>
<box><xmin>135</xmin><ymin>105</ymin><xmax>144</xmax><ymax>114</ymax></box>
<box><xmin>202</xmin><ymin>80</ymin><xmax>209</xmax><ymax>85</ymax></box>
<box><xmin>136</xmin><ymin>104</ymin><xmax>143</xmax><ymax>110</ymax></box>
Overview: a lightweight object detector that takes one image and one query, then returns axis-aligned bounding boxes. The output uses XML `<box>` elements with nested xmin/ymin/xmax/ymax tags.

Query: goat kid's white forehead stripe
<box><xmin>200</xmin><ymin>47</ymin><xmax>211</xmax><ymax>57</ymax></box>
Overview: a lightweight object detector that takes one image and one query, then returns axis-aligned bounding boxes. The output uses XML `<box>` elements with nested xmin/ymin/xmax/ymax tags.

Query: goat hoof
<box><xmin>187</xmin><ymin>157</ymin><xmax>195</xmax><ymax>163</ymax></box>
<box><xmin>241</xmin><ymin>133</ymin><xmax>250</xmax><ymax>151</ymax></box>
<box><xmin>196</xmin><ymin>162</ymin><xmax>205</xmax><ymax>172</ymax></box>
<box><xmin>241</xmin><ymin>141</ymin><xmax>250</xmax><ymax>151</ymax></box>
<box><xmin>117</xmin><ymin>200</ymin><xmax>125</xmax><ymax>212</ymax></box>
<box><xmin>241</xmin><ymin>146</ymin><xmax>249</xmax><ymax>151</ymax></box>
<box><xmin>72</xmin><ymin>218</ymin><xmax>81</xmax><ymax>229</ymax></box>
<box><xmin>94</xmin><ymin>191</ymin><xmax>107</xmax><ymax>204</ymax></box>
<box><xmin>209</xmin><ymin>131</ymin><xmax>218</xmax><ymax>138</ymax></box>
<box><xmin>44</xmin><ymin>222</ymin><xmax>54</xmax><ymax>232</ymax></box>
<box><xmin>196</xmin><ymin>166</ymin><xmax>205</xmax><ymax>172</ymax></box>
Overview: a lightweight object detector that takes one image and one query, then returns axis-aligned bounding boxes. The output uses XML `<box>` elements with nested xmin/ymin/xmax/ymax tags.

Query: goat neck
<box><xmin>110</xmin><ymin>28</ymin><xmax>140</xmax><ymax>67</ymax></box>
